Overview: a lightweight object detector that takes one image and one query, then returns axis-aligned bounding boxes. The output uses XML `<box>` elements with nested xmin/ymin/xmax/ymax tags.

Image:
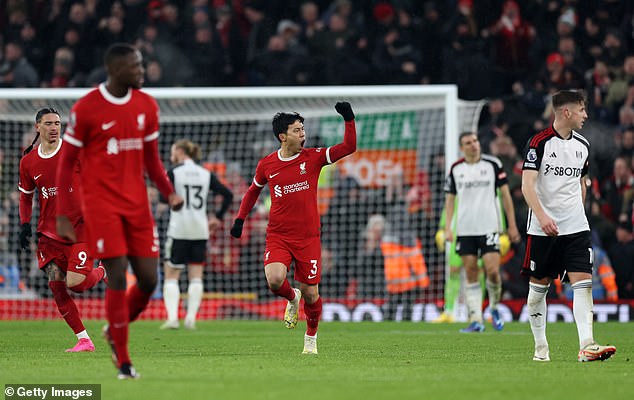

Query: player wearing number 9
<box><xmin>160</xmin><ymin>139</ymin><xmax>233</xmax><ymax>330</ymax></box>
<box><xmin>18</xmin><ymin>107</ymin><xmax>107</xmax><ymax>353</ymax></box>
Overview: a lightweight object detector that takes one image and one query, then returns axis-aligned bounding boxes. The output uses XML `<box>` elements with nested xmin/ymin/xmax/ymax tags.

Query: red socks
<box><xmin>48</xmin><ymin>281</ymin><xmax>85</xmax><ymax>334</ymax></box>
<box><xmin>271</xmin><ymin>279</ymin><xmax>295</xmax><ymax>301</ymax></box>
<box><xmin>127</xmin><ymin>284</ymin><xmax>152</xmax><ymax>323</ymax></box>
<box><xmin>105</xmin><ymin>288</ymin><xmax>130</xmax><ymax>366</ymax></box>
<box><xmin>68</xmin><ymin>267</ymin><xmax>105</xmax><ymax>293</ymax></box>
<box><xmin>304</xmin><ymin>297</ymin><xmax>322</xmax><ymax>337</ymax></box>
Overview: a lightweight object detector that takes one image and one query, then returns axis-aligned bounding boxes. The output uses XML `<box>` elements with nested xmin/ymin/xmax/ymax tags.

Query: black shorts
<box><xmin>456</xmin><ymin>234</ymin><xmax>499</xmax><ymax>257</ymax></box>
<box><xmin>521</xmin><ymin>231</ymin><xmax>592</xmax><ymax>280</ymax></box>
<box><xmin>164</xmin><ymin>238</ymin><xmax>207</xmax><ymax>268</ymax></box>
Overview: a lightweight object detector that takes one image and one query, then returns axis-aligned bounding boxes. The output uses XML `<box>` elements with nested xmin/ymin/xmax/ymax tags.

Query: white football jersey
<box><xmin>444</xmin><ymin>154</ymin><xmax>507</xmax><ymax>236</ymax></box>
<box><xmin>522</xmin><ymin>127</ymin><xmax>590</xmax><ymax>236</ymax></box>
<box><xmin>167</xmin><ymin>159</ymin><xmax>211</xmax><ymax>240</ymax></box>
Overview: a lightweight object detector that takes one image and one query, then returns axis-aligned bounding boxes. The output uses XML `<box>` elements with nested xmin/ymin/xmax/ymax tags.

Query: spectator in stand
<box><xmin>605</xmin><ymin>56</ymin><xmax>634</xmax><ymax>117</ymax></box>
<box><xmin>321</xmin><ymin>176</ymin><xmax>366</xmax><ymax>297</ymax></box>
<box><xmin>185</xmin><ymin>24</ymin><xmax>226</xmax><ymax>86</ymax></box>
<box><xmin>607</xmin><ymin>220</ymin><xmax>634</xmax><ymax>299</ymax></box>
<box><xmin>214</xmin><ymin>4</ymin><xmax>247</xmax><ymax>86</ymax></box>
<box><xmin>579</xmin><ymin>16</ymin><xmax>605</xmax><ymax>69</ymax></box>
<box><xmin>602</xmin><ymin>29</ymin><xmax>627</xmax><ymax>77</ymax></box>
<box><xmin>298</xmin><ymin>1</ymin><xmax>325</xmax><ymax>43</ymax></box>
<box><xmin>482</xmin><ymin>0</ymin><xmax>535</xmax><ymax>92</ymax></box>
<box><xmin>0</xmin><ymin>42</ymin><xmax>39</xmax><ymax>88</ymax></box>
<box><xmin>419</xmin><ymin>1</ymin><xmax>444</xmax><ymax>83</ymax></box>
<box><xmin>46</xmin><ymin>47</ymin><xmax>77</xmax><ymax>88</ymax></box>
<box><xmin>356</xmin><ymin>214</ymin><xmax>386</xmax><ymax>299</ymax></box>
<box><xmin>18</xmin><ymin>22</ymin><xmax>46</xmax><ymax>79</ymax></box>
<box><xmin>587</xmin><ymin>58</ymin><xmax>614</xmax><ymax>123</ymax></box>
<box><xmin>600</xmin><ymin>156</ymin><xmax>634</xmax><ymax>224</ymax></box>
<box><xmin>243</xmin><ymin>0</ymin><xmax>276</xmax><ymax>65</ymax></box>
<box><xmin>372</xmin><ymin>27</ymin><xmax>423</xmax><ymax>84</ymax></box>
<box><xmin>380</xmin><ymin>171</ymin><xmax>429</xmax><ymax>321</ymax></box>
<box><xmin>618</xmin><ymin>126</ymin><xmax>634</xmax><ymax>160</ymax></box>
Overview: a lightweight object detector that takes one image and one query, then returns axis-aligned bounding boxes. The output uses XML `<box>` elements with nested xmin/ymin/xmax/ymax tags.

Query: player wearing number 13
<box><xmin>18</xmin><ymin>107</ymin><xmax>106</xmax><ymax>353</ymax></box>
<box><xmin>161</xmin><ymin>139</ymin><xmax>233</xmax><ymax>330</ymax></box>
<box><xmin>230</xmin><ymin>102</ymin><xmax>357</xmax><ymax>354</ymax></box>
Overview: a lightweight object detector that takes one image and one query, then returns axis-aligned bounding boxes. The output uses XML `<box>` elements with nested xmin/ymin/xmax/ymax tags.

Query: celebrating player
<box><xmin>56</xmin><ymin>43</ymin><xmax>184</xmax><ymax>379</ymax></box>
<box><xmin>18</xmin><ymin>107</ymin><xmax>106</xmax><ymax>353</ymax></box>
<box><xmin>230</xmin><ymin>102</ymin><xmax>357</xmax><ymax>354</ymax></box>
<box><xmin>161</xmin><ymin>139</ymin><xmax>233</xmax><ymax>330</ymax></box>
<box><xmin>444</xmin><ymin>132</ymin><xmax>520</xmax><ymax>332</ymax></box>
<box><xmin>522</xmin><ymin>90</ymin><xmax>616</xmax><ymax>362</ymax></box>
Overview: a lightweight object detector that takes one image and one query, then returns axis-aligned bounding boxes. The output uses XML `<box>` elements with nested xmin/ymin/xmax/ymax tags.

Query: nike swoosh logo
<box><xmin>75</xmin><ymin>265</ymin><xmax>85</xmax><ymax>269</ymax></box>
<box><xmin>101</xmin><ymin>121</ymin><xmax>116</xmax><ymax>130</ymax></box>
<box><xmin>34</xmin><ymin>174</ymin><xmax>42</xmax><ymax>180</ymax></box>
<box><xmin>269</xmin><ymin>173</ymin><xmax>280</xmax><ymax>179</ymax></box>
<box><xmin>307</xmin><ymin>275</ymin><xmax>317</xmax><ymax>279</ymax></box>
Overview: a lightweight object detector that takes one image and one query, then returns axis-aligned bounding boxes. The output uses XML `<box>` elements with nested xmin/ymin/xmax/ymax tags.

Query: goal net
<box><xmin>0</xmin><ymin>85</ymin><xmax>484</xmax><ymax>322</ymax></box>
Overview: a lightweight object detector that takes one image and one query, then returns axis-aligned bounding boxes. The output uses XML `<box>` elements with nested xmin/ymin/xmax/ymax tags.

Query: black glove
<box><xmin>230</xmin><ymin>218</ymin><xmax>244</xmax><ymax>238</ymax></box>
<box><xmin>18</xmin><ymin>223</ymin><xmax>32</xmax><ymax>250</ymax></box>
<box><xmin>335</xmin><ymin>102</ymin><xmax>355</xmax><ymax>121</ymax></box>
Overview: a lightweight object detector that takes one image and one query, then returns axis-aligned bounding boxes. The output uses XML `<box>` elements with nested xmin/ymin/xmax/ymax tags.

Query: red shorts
<box><xmin>264</xmin><ymin>235</ymin><xmax>321</xmax><ymax>284</ymax></box>
<box><xmin>37</xmin><ymin>235</ymin><xmax>94</xmax><ymax>276</ymax></box>
<box><xmin>83</xmin><ymin>207</ymin><xmax>159</xmax><ymax>259</ymax></box>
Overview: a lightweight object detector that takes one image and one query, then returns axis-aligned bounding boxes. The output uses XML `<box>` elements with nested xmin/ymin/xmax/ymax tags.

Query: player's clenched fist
<box><xmin>335</xmin><ymin>102</ymin><xmax>355</xmax><ymax>121</ymax></box>
<box><xmin>230</xmin><ymin>218</ymin><xmax>244</xmax><ymax>238</ymax></box>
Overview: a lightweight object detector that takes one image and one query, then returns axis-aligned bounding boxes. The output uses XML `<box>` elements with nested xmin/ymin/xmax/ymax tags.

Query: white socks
<box><xmin>572</xmin><ymin>279</ymin><xmax>594</xmax><ymax>348</ymax></box>
<box><xmin>465</xmin><ymin>282</ymin><xmax>483</xmax><ymax>323</ymax></box>
<box><xmin>186</xmin><ymin>278</ymin><xmax>203</xmax><ymax>322</ymax></box>
<box><xmin>527</xmin><ymin>282</ymin><xmax>549</xmax><ymax>348</ymax></box>
<box><xmin>163</xmin><ymin>279</ymin><xmax>180</xmax><ymax>322</ymax></box>
<box><xmin>76</xmin><ymin>330</ymin><xmax>90</xmax><ymax>340</ymax></box>
<box><xmin>486</xmin><ymin>279</ymin><xmax>502</xmax><ymax>310</ymax></box>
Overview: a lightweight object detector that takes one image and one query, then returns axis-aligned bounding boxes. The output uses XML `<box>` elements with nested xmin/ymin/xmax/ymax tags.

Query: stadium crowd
<box><xmin>1</xmin><ymin>0</ymin><xmax>634</xmax><ymax>301</ymax></box>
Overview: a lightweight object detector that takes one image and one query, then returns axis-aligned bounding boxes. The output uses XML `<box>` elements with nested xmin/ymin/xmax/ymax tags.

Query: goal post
<box><xmin>0</xmin><ymin>85</ymin><xmax>484</xmax><ymax>322</ymax></box>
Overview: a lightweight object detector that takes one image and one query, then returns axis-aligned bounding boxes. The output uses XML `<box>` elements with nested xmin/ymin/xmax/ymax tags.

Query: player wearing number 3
<box><xmin>18</xmin><ymin>107</ymin><xmax>107</xmax><ymax>353</ymax></box>
<box><xmin>231</xmin><ymin>102</ymin><xmax>357</xmax><ymax>354</ymax></box>
<box><xmin>161</xmin><ymin>139</ymin><xmax>233</xmax><ymax>330</ymax></box>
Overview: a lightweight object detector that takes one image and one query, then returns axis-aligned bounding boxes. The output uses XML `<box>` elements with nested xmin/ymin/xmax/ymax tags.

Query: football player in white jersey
<box><xmin>161</xmin><ymin>139</ymin><xmax>233</xmax><ymax>330</ymax></box>
<box><xmin>444</xmin><ymin>132</ymin><xmax>520</xmax><ymax>333</ymax></box>
<box><xmin>522</xmin><ymin>90</ymin><xmax>616</xmax><ymax>362</ymax></box>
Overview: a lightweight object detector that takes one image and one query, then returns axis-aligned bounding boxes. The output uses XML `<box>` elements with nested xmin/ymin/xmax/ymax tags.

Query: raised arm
<box><xmin>328</xmin><ymin>102</ymin><xmax>357</xmax><ymax>162</ymax></box>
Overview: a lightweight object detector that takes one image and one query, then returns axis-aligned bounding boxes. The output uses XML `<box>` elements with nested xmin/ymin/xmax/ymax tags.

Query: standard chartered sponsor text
<box><xmin>283</xmin><ymin>180</ymin><xmax>310</xmax><ymax>194</ymax></box>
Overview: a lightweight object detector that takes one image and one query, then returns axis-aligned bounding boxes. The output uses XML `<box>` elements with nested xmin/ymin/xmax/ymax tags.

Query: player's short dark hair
<box><xmin>272</xmin><ymin>112</ymin><xmax>304</xmax><ymax>142</ymax></box>
<box><xmin>458</xmin><ymin>131</ymin><xmax>477</xmax><ymax>146</ymax></box>
<box><xmin>104</xmin><ymin>43</ymin><xmax>136</xmax><ymax>67</ymax></box>
<box><xmin>35</xmin><ymin>107</ymin><xmax>59</xmax><ymax>122</ymax></box>
<box><xmin>552</xmin><ymin>90</ymin><xmax>586</xmax><ymax>109</ymax></box>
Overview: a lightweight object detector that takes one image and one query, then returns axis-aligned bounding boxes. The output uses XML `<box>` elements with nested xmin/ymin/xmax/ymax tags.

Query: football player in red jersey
<box><xmin>56</xmin><ymin>43</ymin><xmax>184</xmax><ymax>379</ymax></box>
<box><xmin>231</xmin><ymin>102</ymin><xmax>356</xmax><ymax>354</ymax></box>
<box><xmin>18</xmin><ymin>107</ymin><xmax>106</xmax><ymax>353</ymax></box>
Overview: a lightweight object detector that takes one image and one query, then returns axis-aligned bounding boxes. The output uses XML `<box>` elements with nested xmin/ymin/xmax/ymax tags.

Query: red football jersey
<box><xmin>253</xmin><ymin>148</ymin><xmax>329</xmax><ymax>240</ymax></box>
<box><xmin>63</xmin><ymin>84</ymin><xmax>159</xmax><ymax>213</ymax></box>
<box><xmin>18</xmin><ymin>140</ymin><xmax>83</xmax><ymax>243</ymax></box>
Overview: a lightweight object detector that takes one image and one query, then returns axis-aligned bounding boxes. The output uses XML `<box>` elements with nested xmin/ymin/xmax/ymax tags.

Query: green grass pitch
<box><xmin>0</xmin><ymin>320</ymin><xmax>631</xmax><ymax>400</ymax></box>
